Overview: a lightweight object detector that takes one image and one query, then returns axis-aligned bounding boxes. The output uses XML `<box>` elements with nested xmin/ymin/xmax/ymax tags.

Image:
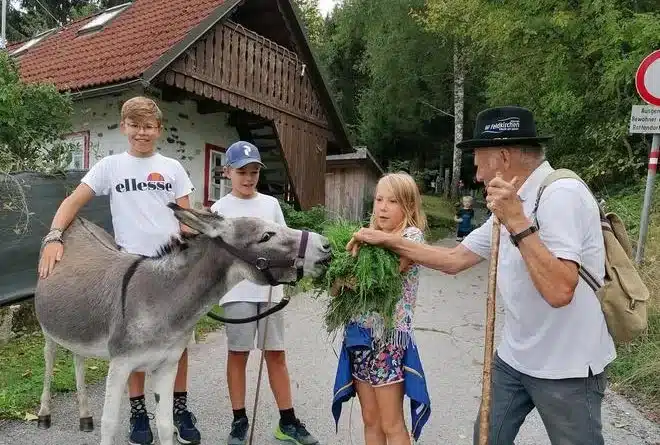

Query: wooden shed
<box><xmin>325</xmin><ymin>147</ymin><xmax>384</xmax><ymax>221</ymax></box>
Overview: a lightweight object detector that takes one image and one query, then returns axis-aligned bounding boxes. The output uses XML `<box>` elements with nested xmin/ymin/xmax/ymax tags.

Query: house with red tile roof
<box><xmin>7</xmin><ymin>0</ymin><xmax>359</xmax><ymax>212</ymax></box>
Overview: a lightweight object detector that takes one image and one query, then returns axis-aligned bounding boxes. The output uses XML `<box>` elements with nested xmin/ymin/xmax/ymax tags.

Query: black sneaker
<box><xmin>227</xmin><ymin>417</ymin><xmax>249</xmax><ymax>445</ymax></box>
<box><xmin>128</xmin><ymin>412</ymin><xmax>154</xmax><ymax>445</ymax></box>
<box><xmin>173</xmin><ymin>410</ymin><xmax>201</xmax><ymax>444</ymax></box>
<box><xmin>274</xmin><ymin>419</ymin><xmax>319</xmax><ymax>444</ymax></box>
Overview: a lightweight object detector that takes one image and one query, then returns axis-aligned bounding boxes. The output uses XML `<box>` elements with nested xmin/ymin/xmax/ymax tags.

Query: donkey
<box><xmin>33</xmin><ymin>203</ymin><xmax>331</xmax><ymax>445</ymax></box>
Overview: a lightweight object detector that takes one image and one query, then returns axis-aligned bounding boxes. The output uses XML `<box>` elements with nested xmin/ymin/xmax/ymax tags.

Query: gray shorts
<box><xmin>223</xmin><ymin>302</ymin><xmax>285</xmax><ymax>352</ymax></box>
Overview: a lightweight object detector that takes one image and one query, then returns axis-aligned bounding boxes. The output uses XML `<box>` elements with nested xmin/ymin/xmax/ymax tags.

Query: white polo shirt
<box><xmin>463</xmin><ymin>161</ymin><xmax>616</xmax><ymax>379</ymax></box>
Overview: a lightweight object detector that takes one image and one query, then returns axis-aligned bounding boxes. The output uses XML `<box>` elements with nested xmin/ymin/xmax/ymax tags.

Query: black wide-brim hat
<box><xmin>457</xmin><ymin>106</ymin><xmax>553</xmax><ymax>151</ymax></box>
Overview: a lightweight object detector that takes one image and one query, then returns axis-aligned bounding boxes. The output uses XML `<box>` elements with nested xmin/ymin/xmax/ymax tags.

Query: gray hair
<box><xmin>518</xmin><ymin>144</ymin><xmax>546</xmax><ymax>168</ymax></box>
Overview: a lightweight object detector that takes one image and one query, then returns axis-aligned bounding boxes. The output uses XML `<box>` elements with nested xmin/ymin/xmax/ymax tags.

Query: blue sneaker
<box><xmin>227</xmin><ymin>417</ymin><xmax>249</xmax><ymax>444</ymax></box>
<box><xmin>128</xmin><ymin>412</ymin><xmax>154</xmax><ymax>445</ymax></box>
<box><xmin>173</xmin><ymin>410</ymin><xmax>201</xmax><ymax>444</ymax></box>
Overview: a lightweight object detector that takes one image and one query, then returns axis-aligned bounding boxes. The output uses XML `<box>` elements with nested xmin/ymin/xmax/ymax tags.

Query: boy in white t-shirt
<box><xmin>210</xmin><ymin>141</ymin><xmax>319</xmax><ymax>445</ymax></box>
<box><xmin>38</xmin><ymin>97</ymin><xmax>201</xmax><ymax>445</ymax></box>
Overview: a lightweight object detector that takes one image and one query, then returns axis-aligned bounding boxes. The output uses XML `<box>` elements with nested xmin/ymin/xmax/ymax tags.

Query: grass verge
<box><xmin>607</xmin><ymin>306</ymin><xmax>660</xmax><ymax>421</ymax></box>
<box><xmin>421</xmin><ymin>194</ymin><xmax>457</xmax><ymax>242</ymax></box>
<box><xmin>0</xmin><ymin>307</ymin><xmax>227</xmax><ymax>420</ymax></box>
<box><xmin>0</xmin><ymin>332</ymin><xmax>109</xmax><ymax>420</ymax></box>
<box><xmin>194</xmin><ymin>304</ymin><xmax>224</xmax><ymax>341</ymax></box>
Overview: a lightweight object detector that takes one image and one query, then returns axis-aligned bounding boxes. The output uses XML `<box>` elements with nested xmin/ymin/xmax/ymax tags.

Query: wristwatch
<box><xmin>509</xmin><ymin>225</ymin><xmax>537</xmax><ymax>247</ymax></box>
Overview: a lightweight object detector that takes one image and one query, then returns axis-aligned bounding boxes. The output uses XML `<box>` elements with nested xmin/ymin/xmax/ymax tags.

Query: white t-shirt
<box><xmin>210</xmin><ymin>192</ymin><xmax>287</xmax><ymax>305</ymax></box>
<box><xmin>81</xmin><ymin>151</ymin><xmax>195</xmax><ymax>256</ymax></box>
<box><xmin>462</xmin><ymin>161</ymin><xmax>616</xmax><ymax>379</ymax></box>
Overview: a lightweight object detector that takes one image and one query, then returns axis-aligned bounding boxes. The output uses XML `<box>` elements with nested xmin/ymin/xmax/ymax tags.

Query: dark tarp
<box><xmin>0</xmin><ymin>171</ymin><xmax>113</xmax><ymax>306</ymax></box>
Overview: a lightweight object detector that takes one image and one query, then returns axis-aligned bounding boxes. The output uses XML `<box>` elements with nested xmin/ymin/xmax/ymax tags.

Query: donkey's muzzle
<box><xmin>317</xmin><ymin>252</ymin><xmax>332</xmax><ymax>267</ymax></box>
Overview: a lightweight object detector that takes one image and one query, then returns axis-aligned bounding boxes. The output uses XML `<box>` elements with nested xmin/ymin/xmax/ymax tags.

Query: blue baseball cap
<box><xmin>225</xmin><ymin>141</ymin><xmax>266</xmax><ymax>169</ymax></box>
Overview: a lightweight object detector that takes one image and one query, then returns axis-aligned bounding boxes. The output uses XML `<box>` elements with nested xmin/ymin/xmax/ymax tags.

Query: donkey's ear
<box><xmin>167</xmin><ymin>203</ymin><xmax>225</xmax><ymax>237</ymax></box>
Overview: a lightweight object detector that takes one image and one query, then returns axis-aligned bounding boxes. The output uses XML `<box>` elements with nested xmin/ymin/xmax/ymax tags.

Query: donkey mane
<box><xmin>152</xmin><ymin>231</ymin><xmax>200</xmax><ymax>259</ymax></box>
<box><xmin>120</xmin><ymin>232</ymin><xmax>204</xmax><ymax>316</ymax></box>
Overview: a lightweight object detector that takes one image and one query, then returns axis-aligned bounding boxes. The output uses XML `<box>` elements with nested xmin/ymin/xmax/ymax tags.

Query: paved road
<box><xmin>1</xmin><ymin>239</ymin><xmax>659</xmax><ymax>444</ymax></box>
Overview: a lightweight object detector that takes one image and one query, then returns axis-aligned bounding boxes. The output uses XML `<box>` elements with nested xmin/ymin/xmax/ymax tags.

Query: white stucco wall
<box><xmin>67</xmin><ymin>87</ymin><xmax>240</xmax><ymax>209</ymax></box>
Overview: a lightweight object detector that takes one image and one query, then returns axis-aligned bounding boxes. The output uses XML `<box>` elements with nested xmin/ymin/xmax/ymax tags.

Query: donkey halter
<box><xmin>215</xmin><ymin>229</ymin><xmax>309</xmax><ymax>287</ymax></box>
<box><xmin>204</xmin><ymin>230</ymin><xmax>310</xmax><ymax>324</ymax></box>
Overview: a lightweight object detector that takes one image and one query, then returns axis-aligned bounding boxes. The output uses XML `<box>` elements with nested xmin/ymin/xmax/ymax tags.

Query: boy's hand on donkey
<box><xmin>38</xmin><ymin>242</ymin><xmax>63</xmax><ymax>279</ymax></box>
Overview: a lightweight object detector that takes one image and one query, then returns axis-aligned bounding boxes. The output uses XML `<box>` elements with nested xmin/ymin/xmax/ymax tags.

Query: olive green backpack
<box><xmin>532</xmin><ymin>168</ymin><xmax>649</xmax><ymax>344</ymax></box>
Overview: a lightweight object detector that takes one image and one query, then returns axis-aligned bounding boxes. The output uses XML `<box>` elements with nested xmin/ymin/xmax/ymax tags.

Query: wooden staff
<box><xmin>248</xmin><ymin>286</ymin><xmax>273</xmax><ymax>445</ymax></box>
<box><xmin>478</xmin><ymin>216</ymin><xmax>501</xmax><ymax>445</ymax></box>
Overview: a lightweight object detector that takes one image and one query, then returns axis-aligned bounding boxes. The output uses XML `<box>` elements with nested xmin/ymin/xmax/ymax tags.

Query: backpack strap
<box><xmin>531</xmin><ymin>168</ymin><xmax>604</xmax><ymax>292</ymax></box>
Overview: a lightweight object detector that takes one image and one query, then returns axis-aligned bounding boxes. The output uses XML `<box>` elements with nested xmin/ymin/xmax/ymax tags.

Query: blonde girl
<box><xmin>348</xmin><ymin>172</ymin><xmax>426</xmax><ymax>445</ymax></box>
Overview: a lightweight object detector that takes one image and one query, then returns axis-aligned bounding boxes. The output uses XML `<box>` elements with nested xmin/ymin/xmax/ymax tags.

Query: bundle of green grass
<box><xmin>311</xmin><ymin>220</ymin><xmax>403</xmax><ymax>336</ymax></box>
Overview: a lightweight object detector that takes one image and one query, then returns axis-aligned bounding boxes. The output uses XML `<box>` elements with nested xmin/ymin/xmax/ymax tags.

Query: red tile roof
<box><xmin>8</xmin><ymin>0</ymin><xmax>226</xmax><ymax>92</ymax></box>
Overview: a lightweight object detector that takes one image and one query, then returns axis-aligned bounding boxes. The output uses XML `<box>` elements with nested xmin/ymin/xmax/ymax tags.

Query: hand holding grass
<box><xmin>311</xmin><ymin>221</ymin><xmax>405</xmax><ymax>336</ymax></box>
<box><xmin>346</xmin><ymin>228</ymin><xmax>410</xmax><ymax>272</ymax></box>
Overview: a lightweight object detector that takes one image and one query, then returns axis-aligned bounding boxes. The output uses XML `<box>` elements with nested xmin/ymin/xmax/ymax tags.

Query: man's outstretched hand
<box><xmin>346</xmin><ymin>228</ymin><xmax>410</xmax><ymax>272</ymax></box>
<box><xmin>345</xmin><ymin>228</ymin><xmax>389</xmax><ymax>256</ymax></box>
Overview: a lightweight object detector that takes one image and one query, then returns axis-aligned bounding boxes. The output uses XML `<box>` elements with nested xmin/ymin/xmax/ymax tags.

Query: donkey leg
<box><xmin>151</xmin><ymin>362</ymin><xmax>179</xmax><ymax>445</ymax></box>
<box><xmin>37</xmin><ymin>334</ymin><xmax>57</xmax><ymax>429</ymax></box>
<box><xmin>73</xmin><ymin>353</ymin><xmax>94</xmax><ymax>432</ymax></box>
<box><xmin>100</xmin><ymin>359</ymin><xmax>132</xmax><ymax>445</ymax></box>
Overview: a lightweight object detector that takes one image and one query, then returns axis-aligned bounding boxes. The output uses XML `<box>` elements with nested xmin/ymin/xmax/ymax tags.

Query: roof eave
<box><xmin>65</xmin><ymin>78</ymin><xmax>148</xmax><ymax>100</ymax></box>
<box><xmin>326</xmin><ymin>147</ymin><xmax>385</xmax><ymax>174</ymax></box>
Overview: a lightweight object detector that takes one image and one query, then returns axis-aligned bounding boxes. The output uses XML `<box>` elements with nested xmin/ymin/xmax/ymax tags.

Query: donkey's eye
<box><xmin>259</xmin><ymin>231</ymin><xmax>275</xmax><ymax>243</ymax></box>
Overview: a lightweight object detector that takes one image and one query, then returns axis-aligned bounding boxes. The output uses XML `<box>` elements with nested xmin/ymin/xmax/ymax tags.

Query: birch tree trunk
<box><xmin>451</xmin><ymin>41</ymin><xmax>465</xmax><ymax>200</ymax></box>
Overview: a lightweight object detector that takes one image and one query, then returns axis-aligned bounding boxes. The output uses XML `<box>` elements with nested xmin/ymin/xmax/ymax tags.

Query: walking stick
<box><xmin>478</xmin><ymin>216</ymin><xmax>501</xmax><ymax>445</ymax></box>
<box><xmin>248</xmin><ymin>286</ymin><xmax>273</xmax><ymax>445</ymax></box>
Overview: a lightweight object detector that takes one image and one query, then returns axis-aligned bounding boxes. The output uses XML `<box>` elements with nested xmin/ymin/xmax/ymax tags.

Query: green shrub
<box><xmin>421</xmin><ymin>194</ymin><xmax>456</xmax><ymax>241</ymax></box>
<box><xmin>279</xmin><ymin>200</ymin><xmax>329</xmax><ymax>233</ymax></box>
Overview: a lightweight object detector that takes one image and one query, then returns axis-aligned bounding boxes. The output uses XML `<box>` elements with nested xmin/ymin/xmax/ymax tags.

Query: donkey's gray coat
<box><xmin>34</xmin><ymin>204</ymin><xmax>330</xmax><ymax>445</ymax></box>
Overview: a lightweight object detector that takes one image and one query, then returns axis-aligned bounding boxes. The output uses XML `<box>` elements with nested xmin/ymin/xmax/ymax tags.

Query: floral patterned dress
<box><xmin>349</xmin><ymin>226</ymin><xmax>424</xmax><ymax>386</ymax></box>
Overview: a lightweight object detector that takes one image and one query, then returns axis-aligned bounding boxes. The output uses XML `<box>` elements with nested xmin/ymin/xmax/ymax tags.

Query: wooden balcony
<box><xmin>162</xmin><ymin>20</ymin><xmax>329</xmax><ymax>130</ymax></box>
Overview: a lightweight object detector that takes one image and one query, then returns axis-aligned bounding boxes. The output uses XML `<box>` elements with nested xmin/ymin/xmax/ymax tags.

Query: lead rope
<box><xmin>247</xmin><ymin>285</ymin><xmax>273</xmax><ymax>445</ymax></box>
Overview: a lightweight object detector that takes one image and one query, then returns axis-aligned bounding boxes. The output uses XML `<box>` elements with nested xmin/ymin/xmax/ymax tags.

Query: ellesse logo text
<box><xmin>115</xmin><ymin>173</ymin><xmax>173</xmax><ymax>193</ymax></box>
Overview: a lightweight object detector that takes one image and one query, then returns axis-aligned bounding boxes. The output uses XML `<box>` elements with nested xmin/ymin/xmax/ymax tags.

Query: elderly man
<box><xmin>347</xmin><ymin>106</ymin><xmax>615</xmax><ymax>445</ymax></box>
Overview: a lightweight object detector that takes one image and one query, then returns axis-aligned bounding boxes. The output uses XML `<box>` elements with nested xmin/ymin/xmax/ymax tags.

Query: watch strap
<box><xmin>510</xmin><ymin>225</ymin><xmax>538</xmax><ymax>247</ymax></box>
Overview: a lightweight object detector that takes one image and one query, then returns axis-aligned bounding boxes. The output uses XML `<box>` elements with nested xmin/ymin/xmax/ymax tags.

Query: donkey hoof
<box><xmin>79</xmin><ymin>416</ymin><xmax>94</xmax><ymax>432</ymax></box>
<box><xmin>37</xmin><ymin>415</ymin><xmax>51</xmax><ymax>429</ymax></box>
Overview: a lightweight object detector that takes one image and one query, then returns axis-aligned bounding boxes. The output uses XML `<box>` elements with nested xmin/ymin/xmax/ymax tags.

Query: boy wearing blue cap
<box><xmin>210</xmin><ymin>141</ymin><xmax>319</xmax><ymax>445</ymax></box>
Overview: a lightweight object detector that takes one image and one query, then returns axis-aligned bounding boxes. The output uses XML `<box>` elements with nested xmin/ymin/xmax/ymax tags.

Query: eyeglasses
<box><xmin>124</xmin><ymin>121</ymin><xmax>160</xmax><ymax>132</ymax></box>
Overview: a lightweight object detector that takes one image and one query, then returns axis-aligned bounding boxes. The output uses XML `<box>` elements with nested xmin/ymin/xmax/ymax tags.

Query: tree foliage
<box><xmin>437</xmin><ymin>0</ymin><xmax>660</xmax><ymax>188</ymax></box>
<box><xmin>316</xmin><ymin>0</ymin><xmax>660</xmax><ymax>191</ymax></box>
<box><xmin>292</xmin><ymin>0</ymin><xmax>325</xmax><ymax>49</ymax></box>
<box><xmin>0</xmin><ymin>53</ymin><xmax>74</xmax><ymax>173</ymax></box>
<box><xmin>319</xmin><ymin>0</ymin><xmax>470</xmax><ymax>171</ymax></box>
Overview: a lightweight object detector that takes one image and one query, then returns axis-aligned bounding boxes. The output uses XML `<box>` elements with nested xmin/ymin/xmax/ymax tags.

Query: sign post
<box><xmin>631</xmin><ymin>49</ymin><xmax>660</xmax><ymax>264</ymax></box>
<box><xmin>0</xmin><ymin>0</ymin><xmax>6</xmax><ymax>50</ymax></box>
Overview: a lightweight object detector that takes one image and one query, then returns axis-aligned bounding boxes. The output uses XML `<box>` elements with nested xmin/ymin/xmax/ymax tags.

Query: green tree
<box><xmin>293</xmin><ymin>0</ymin><xmax>325</xmax><ymax>48</ymax></box>
<box><xmin>318</xmin><ymin>0</ymin><xmax>460</xmax><ymax>173</ymax></box>
<box><xmin>0</xmin><ymin>53</ymin><xmax>75</xmax><ymax>173</ymax></box>
<box><xmin>316</xmin><ymin>0</ymin><xmax>368</xmax><ymax>138</ymax></box>
<box><xmin>420</xmin><ymin>0</ymin><xmax>660</xmax><ymax>190</ymax></box>
<box><xmin>420</xmin><ymin>0</ymin><xmax>506</xmax><ymax>197</ymax></box>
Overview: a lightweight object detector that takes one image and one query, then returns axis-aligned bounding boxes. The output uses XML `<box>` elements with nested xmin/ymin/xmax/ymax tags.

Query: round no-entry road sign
<box><xmin>636</xmin><ymin>50</ymin><xmax>660</xmax><ymax>106</ymax></box>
